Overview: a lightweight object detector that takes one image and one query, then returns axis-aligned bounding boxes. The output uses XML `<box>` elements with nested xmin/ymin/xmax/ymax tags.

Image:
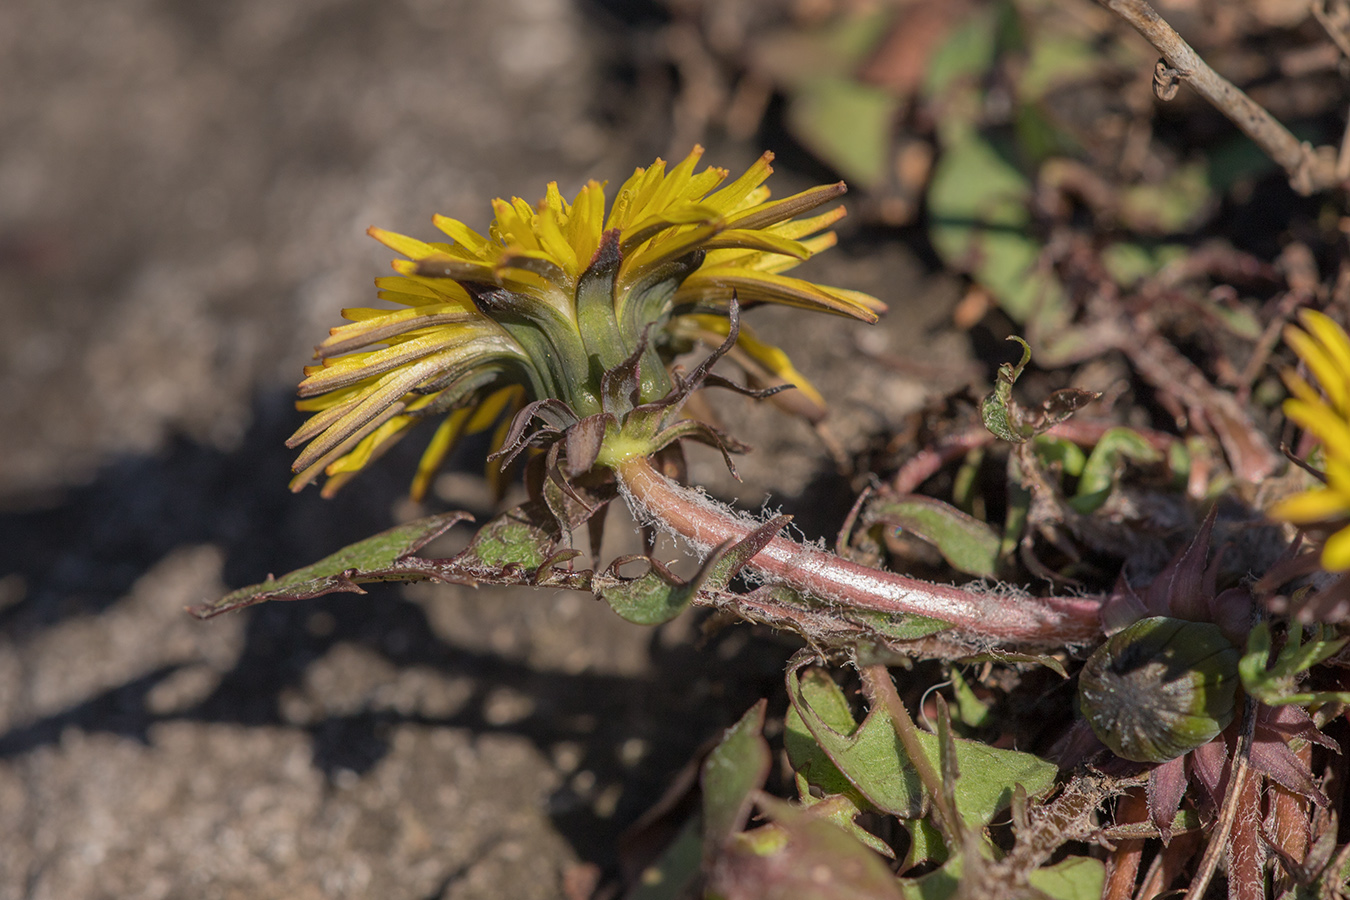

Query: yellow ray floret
<box><xmin>1272</xmin><ymin>310</ymin><xmax>1350</xmax><ymax>570</ymax></box>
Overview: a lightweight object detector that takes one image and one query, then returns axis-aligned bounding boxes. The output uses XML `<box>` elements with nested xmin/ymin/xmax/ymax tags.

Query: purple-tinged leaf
<box><xmin>1249</xmin><ymin>733</ymin><xmax>1329</xmax><ymax>806</ymax></box>
<box><xmin>1188</xmin><ymin>735</ymin><xmax>1229</xmax><ymax>808</ymax></box>
<box><xmin>1257</xmin><ymin>703</ymin><xmax>1338</xmax><ymax>751</ymax></box>
<box><xmin>1144</xmin><ymin>507</ymin><xmax>1217</xmax><ymax>622</ymax></box>
<box><xmin>707</xmin><ymin>795</ymin><xmax>904</xmax><ymax>900</ymax></box>
<box><xmin>564</xmin><ymin>413</ymin><xmax>613</xmax><ymax>477</ymax></box>
<box><xmin>1146</xmin><ymin>755</ymin><xmax>1187</xmax><ymax>843</ymax></box>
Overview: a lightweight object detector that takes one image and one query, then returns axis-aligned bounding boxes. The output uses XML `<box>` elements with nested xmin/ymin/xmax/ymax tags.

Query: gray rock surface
<box><xmin>0</xmin><ymin>0</ymin><xmax>967</xmax><ymax>896</ymax></box>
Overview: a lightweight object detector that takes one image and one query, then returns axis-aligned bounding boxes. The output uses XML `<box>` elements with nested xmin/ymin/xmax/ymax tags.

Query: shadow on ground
<box><xmin>0</xmin><ymin>389</ymin><xmax>799</xmax><ymax>874</ymax></box>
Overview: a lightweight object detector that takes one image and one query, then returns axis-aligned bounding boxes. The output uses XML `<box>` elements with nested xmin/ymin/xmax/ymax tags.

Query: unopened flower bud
<box><xmin>1078</xmin><ymin>616</ymin><xmax>1240</xmax><ymax>763</ymax></box>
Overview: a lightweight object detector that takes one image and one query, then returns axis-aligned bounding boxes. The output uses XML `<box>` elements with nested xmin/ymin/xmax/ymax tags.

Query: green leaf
<box><xmin>928</xmin><ymin>135</ymin><xmax>1067</xmax><ymax>325</ymax></box>
<box><xmin>1117</xmin><ymin>161</ymin><xmax>1213</xmax><ymax>234</ymax></box>
<box><xmin>798</xmin><ymin>792</ymin><xmax>896</xmax><ymax>859</ymax></box>
<box><xmin>703</xmin><ymin>701</ymin><xmax>772</xmax><ymax>862</ymax></box>
<box><xmin>625</xmin><ymin>816</ymin><xmax>703</xmax><ymax>900</ymax></box>
<box><xmin>842</xmin><ymin>608</ymin><xmax>956</xmax><ymax>642</ymax></box>
<box><xmin>787</xmin><ymin>76</ymin><xmax>902</xmax><ymax>190</ymax></box>
<box><xmin>1070</xmin><ymin>427</ymin><xmax>1163</xmax><ymax>513</ymax></box>
<box><xmin>752</xmin><ymin>9</ymin><xmax>895</xmax><ymax>90</ymax></box>
<box><xmin>981</xmin><ymin>336</ymin><xmax>1033</xmax><ymax>443</ymax></box>
<box><xmin>899</xmin><ymin>854</ymin><xmax>964</xmax><ymax>900</ymax></box>
<box><xmin>1100</xmin><ymin>241</ymin><xmax>1189</xmax><ymax>286</ymax></box>
<box><xmin>600</xmin><ymin>558</ymin><xmax>701</xmax><ymax>626</ymax></box>
<box><xmin>1241</xmin><ymin>622</ymin><xmax>1350</xmax><ymax>707</ymax></box>
<box><xmin>865</xmin><ymin>495</ymin><xmax>1001</xmax><ymax>578</ymax></box>
<box><xmin>601</xmin><ymin>516</ymin><xmax>790</xmax><ymax>626</ymax></box>
<box><xmin>786</xmin><ymin>666</ymin><xmax>1057</xmax><ymax>828</ymax></box>
<box><xmin>925</xmin><ymin>9</ymin><xmax>997</xmax><ymax>96</ymax></box>
<box><xmin>191</xmin><ymin>513</ymin><xmax>470</xmax><ymax>617</ymax></box>
<box><xmin>1026</xmin><ymin>856</ymin><xmax>1106</xmax><ymax>900</ymax></box>
<box><xmin>980</xmin><ymin>336</ymin><xmax>1098</xmax><ymax>443</ymax></box>
<box><xmin>464</xmin><ymin>506</ymin><xmax>554</xmax><ymax>569</ymax></box>
<box><xmin>1032</xmin><ymin>436</ymin><xmax>1086</xmax><ymax>478</ymax></box>
<box><xmin>948</xmin><ymin>668</ymin><xmax>993</xmax><ymax>730</ymax></box>
<box><xmin>1019</xmin><ymin>34</ymin><xmax>1103</xmax><ymax>100</ymax></box>
<box><xmin>902</xmin><ymin>819</ymin><xmax>949</xmax><ymax>869</ymax></box>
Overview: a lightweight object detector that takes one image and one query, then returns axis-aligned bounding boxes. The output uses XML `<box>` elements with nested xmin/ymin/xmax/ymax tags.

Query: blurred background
<box><xmin>0</xmin><ymin>0</ymin><xmax>1341</xmax><ymax>896</ymax></box>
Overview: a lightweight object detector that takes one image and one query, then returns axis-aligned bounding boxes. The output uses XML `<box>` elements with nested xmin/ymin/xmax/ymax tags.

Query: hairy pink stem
<box><xmin>618</xmin><ymin>456</ymin><xmax>1105</xmax><ymax>648</ymax></box>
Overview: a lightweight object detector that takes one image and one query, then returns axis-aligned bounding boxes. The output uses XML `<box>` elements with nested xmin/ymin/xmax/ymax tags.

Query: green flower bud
<box><xmin>1078</xmin><ymin>616</ymin><xmax>1240</xmax><ymax>763</ymax></box>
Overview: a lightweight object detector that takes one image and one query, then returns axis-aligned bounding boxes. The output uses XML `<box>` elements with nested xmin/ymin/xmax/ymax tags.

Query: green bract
<box><xmin>1078</xmin><ymin>616</ymin><xmax>1240</xmax><ymax>763</ymax></box>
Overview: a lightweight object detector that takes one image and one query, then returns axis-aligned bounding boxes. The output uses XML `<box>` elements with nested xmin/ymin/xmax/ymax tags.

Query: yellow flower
<box><xmin>288</xmin><ymin>147</ymin><xmax>884</xmax><ymax>497</ymax></box>
<box><xmin>1270</xmin><ymin>309</ymin><xmax>1350</xmax><ymax>569</ymax></box>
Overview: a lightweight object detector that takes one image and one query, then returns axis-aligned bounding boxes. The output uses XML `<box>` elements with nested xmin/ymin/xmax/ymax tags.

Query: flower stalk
<box><xmin>616</xmin><ymin>454</ymin><xmax>1105</xmax><ymax>647</ymax></box>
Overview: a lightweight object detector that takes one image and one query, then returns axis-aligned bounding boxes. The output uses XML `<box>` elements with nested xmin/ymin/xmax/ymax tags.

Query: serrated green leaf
<box><xmin>867</xmin><ymin>495</ymin><xmax>1001</xmax><ymax>578</ymax></box>
<box><xmin>602</xmin><ymin>517</ymin><xmax>787</xmax><ymax>626</ymax></box>
<box><xmin>981</xmin><ymin>336</ymin><xmax>1033</xmax><ymax>443</ymax></box>
<box><xmin>980</xmin><ymin>337</ymin><xmax>1097</xmax><ymax>443</ymax></box>
<box><xmin>785</xmin><ymin>670</ymin><xmax>869</xmax><ymax>801</ymax></box>
<box><xmin>465</xmin><ymin>507</ymin><xmax>554</xmax><ymax>568</ymax></box>
<box><xmin>191</xmin><ymin>513</ymin><xmax>470</xmax><ymax>617</ymax></box>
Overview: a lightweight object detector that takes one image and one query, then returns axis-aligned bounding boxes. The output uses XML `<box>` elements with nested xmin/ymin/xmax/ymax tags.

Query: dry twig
<box><xmin>1098</xmin><ymin>0</ymin><xmax>1342</xmax><ymax>195</ymax></box>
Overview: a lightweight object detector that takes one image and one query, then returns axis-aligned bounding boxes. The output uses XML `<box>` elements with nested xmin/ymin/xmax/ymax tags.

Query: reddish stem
<box><xmin>617</xmin><ymin>456</ymin><xmax>1104</xmax><ymax>648</ymax></box>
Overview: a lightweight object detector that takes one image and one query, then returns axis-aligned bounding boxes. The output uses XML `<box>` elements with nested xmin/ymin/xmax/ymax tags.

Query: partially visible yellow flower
<box><xmin>289</xmin><ymin>147</ymin><xmax>884</xmax><ymax>497</ymax></box>
<box><xmin>1270</xmin><ymin>309</ymin><xmax>1350</xmax><ymax>569</ymax></box>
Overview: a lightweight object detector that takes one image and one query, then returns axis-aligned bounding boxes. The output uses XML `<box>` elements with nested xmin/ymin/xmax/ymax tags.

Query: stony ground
<box><xmin>0</xmin><ymin>1</ymin><xmax>970</xmax><ymax>896</ymax></box>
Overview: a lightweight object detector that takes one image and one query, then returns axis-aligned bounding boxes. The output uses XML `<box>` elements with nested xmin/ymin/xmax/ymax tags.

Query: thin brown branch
<box><xmin>1099</xmin><ymin>0</ymin><xmax>1341</xmax><ymax>195</ymax></box>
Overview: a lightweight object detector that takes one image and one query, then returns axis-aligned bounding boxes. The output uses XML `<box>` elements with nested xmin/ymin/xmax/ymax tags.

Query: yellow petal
<box><xmin>368</xmin><ymin>226</ymin><xmax>439</xmax><ymax>260</ymax></box>
<box><xmin>566</xmin><ymin>180</ymin><xmax>606</xmax><ymax>267</ymax></box>
<box><xmin>1286</xmin><ymin>397</ymin><xmax>1350</xmax><ymax>460</ymax></box>
<box><xmin>1323</xmin><ymin>525</ymin><xmax>1350</xmax><ymax>571</ymax></box>
<box><xmin>1285</xmin><ymin>327</ymin><xmax>1347</xmax><ymax>410</ymax></box>
<box><xmin>431</xmin><ymin>215</ymin><xmax>492</xmax><ymax>258</ymax></box>
<box><xmin>410</xmin><ymin>406</ymin><xmax>474</xmax><ymax>501</ymax></box>
<box><xmin>704</xmin><ymin>152</ymin><xmax>774</xmax><ymax>213</ymax></box>
<box><xmin>1300</xmin><ymin>309</ymin><xmax>1350</xmax><ymax>380</ymax></box>
<box><xmin>466</xmin><ymin>385</ymin><xmax>524</xmax><ymax>433</ymax></box>
<box><xmin>1269</xmin><ymin>488</ymin><xmax>1350</xmax><ymax>523</ymax></box>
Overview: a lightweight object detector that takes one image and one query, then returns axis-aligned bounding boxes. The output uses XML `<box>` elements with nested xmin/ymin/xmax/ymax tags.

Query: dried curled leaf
<box><xmin>981</xmin><ymin>337</ymin><xmax>1099</xmax><ymax>444</ymax></box>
